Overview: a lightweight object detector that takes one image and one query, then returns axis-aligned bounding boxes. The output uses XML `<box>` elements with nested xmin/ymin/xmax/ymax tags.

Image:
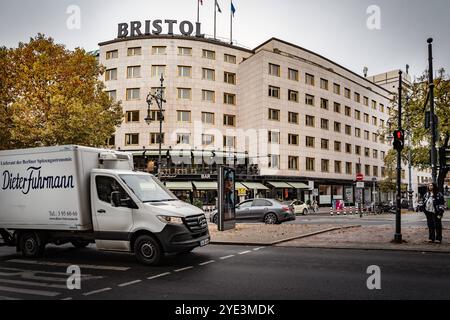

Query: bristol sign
<box><xmin>117</xmin><ymin>20</ymin><xmax>204</xmax><ymax>38</ymax></box>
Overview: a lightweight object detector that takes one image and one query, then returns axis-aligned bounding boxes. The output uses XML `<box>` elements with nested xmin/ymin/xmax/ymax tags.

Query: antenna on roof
<box><xmin>363</xmin><ymin>67</ymin><xmax>368</xmax><ymax>77</ymax></box>
<box><xmin>406</xmin><ymin>64</ymin><xmax>410</xmax><ymax>75</ymax></box>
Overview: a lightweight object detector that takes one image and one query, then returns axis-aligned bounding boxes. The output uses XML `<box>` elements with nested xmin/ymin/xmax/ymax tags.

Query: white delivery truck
<box><xmin>0</xmin><ymin>145</ymin><xmax>210</xmax><ymax>265</ymax></box>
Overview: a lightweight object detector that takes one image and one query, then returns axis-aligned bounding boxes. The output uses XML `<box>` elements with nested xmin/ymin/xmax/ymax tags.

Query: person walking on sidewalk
<box><xmin>422</xmin><ymin>183</ymin><xmax>445</xmax><ymax>244</ymax></box>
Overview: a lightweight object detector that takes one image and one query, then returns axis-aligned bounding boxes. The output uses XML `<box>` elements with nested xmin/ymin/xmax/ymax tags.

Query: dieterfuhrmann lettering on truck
<box><xmin>1</xmin><ymin>166</ymin><xmax>75</xmax><ymax>195</ymax></box>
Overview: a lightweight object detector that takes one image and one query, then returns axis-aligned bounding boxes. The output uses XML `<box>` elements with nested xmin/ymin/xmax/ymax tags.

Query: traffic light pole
<box><xmin>394</xmin><ymin>71</ymin><xmax>403</xmax><ymax>243</ymax></box>
<box><xmin>428</xmin><ymin>38</ymin><xmax>438</xmax><ymax>184</ymax></box>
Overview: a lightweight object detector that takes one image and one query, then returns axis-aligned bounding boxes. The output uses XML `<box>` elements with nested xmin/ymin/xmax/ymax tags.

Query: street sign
<box><xmin>356</xmin><ymin>173</ymin><xmax>364</xmax><ymax>182</ymax></box>
<box><xmin>356</xmin><ymin>182</ymin><xmax>365</xmax><ymax>189</ymax></box>
<box><xmin>312</xmin><ymin>189</ymin><xmax>319</xmax><ymax>196</ymax></box>
<box><xmin>308</xmin><ymin>181</ymin><xmax>314</xmax><ymax>191</ymax></box>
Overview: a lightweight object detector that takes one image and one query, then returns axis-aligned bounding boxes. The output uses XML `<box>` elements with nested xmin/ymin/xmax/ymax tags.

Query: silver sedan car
<box><xmin>210</xmin><ymin>198</ymin><xmax>295</xmax><ymax>225</ymax></box>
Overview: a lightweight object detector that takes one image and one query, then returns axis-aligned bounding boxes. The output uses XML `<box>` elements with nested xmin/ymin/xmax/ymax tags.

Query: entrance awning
<box><xmin>236</xmin><ymin>182</ymin><xmax>248</xmax><ymax>190</ymax></box>
<box><xmin>267</xmin><ymin>181</ymin><xmax>293</xmax><ymax>189</ymax></box>
<box><xmin>242</xmin><ymin>182</ymin><xmax>269</xmax><ymax>190</ymax></box>
<box><xmin>133</xmin><ymin>151</ymin><xmax>161</xmax><ymax>157</ymax></box>
<box><xmin>288</xmin><ymin>182</ymin><xmax>309</xmax><ymax>189</ymax></box>
<box><xmin>165</xmin><ymin>181</ymin><xmax>193</xmax><ymax>191</ymax></box>
<box><xmin>192</xmin><ymin>181</ymin><xmax>218</xmax><ymax>190</ymax></box>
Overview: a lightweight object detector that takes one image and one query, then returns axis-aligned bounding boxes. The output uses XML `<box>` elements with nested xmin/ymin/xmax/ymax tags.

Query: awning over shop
<box><xmin>241</xmin><ymin>182</ymin><xmax>269</xmax><ymax>190</ymax></box>
<box><xmin>267</xmin><ymin>181</ymin><xmax>293</xmax><ymax>189</ymax></box>
<box><xmin>192</xmin><ymin>181</ymin><xmax>218</xmax><ymax>190</ymax></box>
<box><xmin>132</xmin><ymin>151</ymin><xmax>161</xmax><ymax>157</ymax></box>
<box><xmin>287</xmin><ymin>182</ymin><xmax>309</xmax><ymax>189</ymax></box>
<box><xmin>165</xmin><ymin>181</ymin><xmax>193</xmax><ymax>191</ymax></box>
<box><xmin>236</xmin><ymin>182</ymin><xmax>248</xmax><ymax>190</ymax></box>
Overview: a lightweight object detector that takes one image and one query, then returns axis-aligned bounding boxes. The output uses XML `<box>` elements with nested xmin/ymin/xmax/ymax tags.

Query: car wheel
<box><xmin>303</xmin><ymin>209</ymin><xmax>308</xmax><ymax>215</ymax></box>
<box><xmin>213</xmin><ymin>214</ymin><xmax>218</xmax><ymax>224</ymax></box>
<box><xmin>134</xmin><ymin>235</ymin><xmax>162</xmax><ymax>266</ymax></box>
<box><xmin>71</xmin><ymin>240</ymin><xmax>90</xmax><ymax>248</ymax></box>
<box><xmin>264</xmin><ymin>213</ymin><xmax>278</xmax><ymax>225</ymax></box>
<box><xmin>19</xmin><ymin>232</ymin><xmax>45</xmax><ymax>258</ymax></box>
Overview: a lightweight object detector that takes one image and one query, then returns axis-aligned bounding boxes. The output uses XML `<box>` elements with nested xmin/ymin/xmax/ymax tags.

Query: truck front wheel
<box><xmin>19</xmin><ymin>232</ymin><xmax>45</xmax><ymax>258</ymax></box>
<box><xmin>134</xmin><ymin>235</ymin><xmax>162</xmax><ymax>266</ymax></box>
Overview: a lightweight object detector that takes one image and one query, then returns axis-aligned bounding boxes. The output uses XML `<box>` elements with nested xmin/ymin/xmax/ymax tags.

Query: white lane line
<box><xmin>147</xmin><ymin>272</ymin><xmax>171</xmax><ymax>280</ymax></box>
<box><xmin>0</xmin><ymin>285</ymin><xmax>60</xmax><ymax>297</ymax></box>
<box><xmin>118</xmin><ymin>280</ymin><xmax>142</xmax><ymax>287</ymax></box>
<box><xmin>174</xmin><ymin>266</ymin><xmax>194</xmax><ymax>273</ymax></box>
<box><xmin>220</xmin><ymin>255</ymin><xmax>235</xmax><ymax>260</ymax></box>
<box><xmin>61</xmin><ymin>297</ymin><xmax>73</xmax><ymax>300</ymax></box>
<box><xmin>253</xmin><ymin>247</ymin><xmax>265</xmax><ymax>251</ymax></box>
<box><xmin>0</xmin><ymin>295</ymin><xmax>22</xmax><ymax>300</ymax></box>
<box><xmin>238</xmin><ymin>250</ymin><xmax>252</xmax><ymax>255</ymax></box>
<box><xmin>199</xmin><ymin>260</ymin><xmax>215</xmax><ymax>266</ymax></box>
<box><xmin>0</xmin><ymin>278</ymin><xmax>67</xmax><ymax>289</ymax></box>
<box><xmin>8</xmin><ymin>259</ymin><xmax>130</xmax><ymax>271</ymax></box>
<box><xmin>83</xmin><ymin>287</ymin><xmax>112</xmax><ymax>296</ymax></box>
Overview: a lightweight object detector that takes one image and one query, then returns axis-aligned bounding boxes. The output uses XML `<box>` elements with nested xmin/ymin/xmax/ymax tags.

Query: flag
<box><xmin>231</xmin><ymin>1</ymin><xmax>236</xmax><ymax>17</ymax></box>
<box><xmin>216</xmin><ymin>0</ymin><xmax>222</xmax><ymax>13</ymax></box>
<box><xmin>199</xmin><ymin>0</ymin><xmax>203</xmax><ymax>5</ymax></box>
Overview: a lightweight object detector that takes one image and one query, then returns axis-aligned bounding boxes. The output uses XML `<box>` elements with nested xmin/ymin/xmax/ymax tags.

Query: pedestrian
<box><xmin>313</xmin><ymin>199</ymin><xmax>319</xmax><ymax>213</ymax></box>
<box><xmin>421</xmin><ymin>183</ymin><xmax>445</xmax><ymax>244</ymax></box>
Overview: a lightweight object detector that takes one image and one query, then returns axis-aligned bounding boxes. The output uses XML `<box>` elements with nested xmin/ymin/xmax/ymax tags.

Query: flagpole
<box><xmin>214</xmin><ymin>0</ymin><xmax>217</xmax><ymax>39</ymax></box>
<box><xmin>230</xmin><ymin>0</ymin><xmax>233</xmax><ymax>44</ymax></box>
<box><xmin>197</xmin><ymin>0</ymin><xmax>200</xmax><ymax>24</ymax></box>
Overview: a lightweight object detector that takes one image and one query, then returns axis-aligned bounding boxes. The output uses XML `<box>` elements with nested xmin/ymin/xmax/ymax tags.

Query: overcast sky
<box><xmin>1</xmin><ymin>0</ymin><xmax>449</xmax><ymax>79</ymax></box>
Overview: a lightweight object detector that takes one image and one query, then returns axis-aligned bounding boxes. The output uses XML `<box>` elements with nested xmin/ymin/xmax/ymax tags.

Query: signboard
<box><xmin>117</xmin><ymin>20</ymin><xmax>204</xmax><ymax>38</ymax></box>
<box><xmin>312</xmin><ymin>188</ymin><xmax>319</xmax><ymax>197</ymax></box>
<box><xmin>237</xmin><ymin>188</ymin><xmax>247</xmax><ymax>197</ymax></box>
<box><xmin>308</xmin><ymin>181</ymin><xmax>314</xmax><ymax>191</ymax></box>
<box><xmin>356</xmin><ymin>173</ymin><xmax>364</xmax><ymax>182</ymax></box>
<box><xmin>218</xmin><ymin>166</ymin><xmax>236</xmax><ymax>232</ymax></box>
<box><xmin>356</xmin><ymin>182</ymin><xmax>365</xmax><ymax>189</ymax></box>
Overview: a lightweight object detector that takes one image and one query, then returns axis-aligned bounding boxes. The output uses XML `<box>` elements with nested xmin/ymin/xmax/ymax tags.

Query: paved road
<box><xmin>1</xmin><ymin>244</ymin><xmax>450</xmax><ymax>300</ymax></box>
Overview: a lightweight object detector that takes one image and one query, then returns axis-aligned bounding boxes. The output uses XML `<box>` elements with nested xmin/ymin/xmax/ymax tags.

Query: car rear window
<box><xmin>253</xmin><ymin>199</ymin><xmax>272</xmax><ymax>207</ymax></box>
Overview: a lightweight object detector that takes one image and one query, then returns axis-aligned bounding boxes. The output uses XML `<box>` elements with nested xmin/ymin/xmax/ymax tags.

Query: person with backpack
<box><xmin>421</xmin><ymin>183</ymin><xmax>445</xmax><ymax>243</ymax></box>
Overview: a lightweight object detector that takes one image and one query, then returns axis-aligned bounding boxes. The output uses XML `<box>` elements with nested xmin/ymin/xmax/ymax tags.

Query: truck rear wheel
<box><xmin>19</xmin><ymin>232</ymin><xmax>45</xmax><ymax>258</ymax></box>
<box><xmin>71</xmin><ymin>240</ymin><xmax>90</xmax><ymax>248</ymax></box>
<box><xmin>134</xmin><ymin>235</ymin><xmax>162</xmax><ymax>266</ymax></box>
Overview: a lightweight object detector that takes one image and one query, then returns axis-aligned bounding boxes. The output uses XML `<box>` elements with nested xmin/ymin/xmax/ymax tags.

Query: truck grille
<box><xmin>184</xmin><ymin>214</ymin><xmax>208</xmax><ymax>233</ymax></box>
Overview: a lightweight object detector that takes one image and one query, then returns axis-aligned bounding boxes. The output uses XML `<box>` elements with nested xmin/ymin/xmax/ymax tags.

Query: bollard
<box><xmin>330</xmin><ymin>207</ymin><xmax>334</xmax><ymax>216</ymax></box>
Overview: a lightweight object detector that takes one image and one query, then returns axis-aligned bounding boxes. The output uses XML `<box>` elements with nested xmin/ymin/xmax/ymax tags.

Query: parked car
<box><xmin>283</xmin><ymin>200</ymin><xmax>309</xmax><ymax>215</ymax></box>
<box><xmin>210</xmin><ymin>198</ymin><xmax>295</xmax><ymax>225</ymax></box>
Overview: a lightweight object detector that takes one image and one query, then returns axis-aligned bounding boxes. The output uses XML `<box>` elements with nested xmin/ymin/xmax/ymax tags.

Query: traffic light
<box><xmin>393</xmin><ymin>130</ymin><xmax>405</xmax><ymax>151</ymax></box>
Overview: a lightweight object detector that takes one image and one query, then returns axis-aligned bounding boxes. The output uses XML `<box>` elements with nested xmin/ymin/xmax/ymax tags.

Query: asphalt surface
<box><xmin>1</xmin><ymin>243</ymin><xmax>450</xmax><ymax>300</ymax></box>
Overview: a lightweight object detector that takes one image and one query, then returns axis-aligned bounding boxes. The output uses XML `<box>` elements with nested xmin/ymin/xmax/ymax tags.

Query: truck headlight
<box><xmin>157</xmin><ymin>216</ymin><xmax>184</xmax><ymax>225</ymax></box>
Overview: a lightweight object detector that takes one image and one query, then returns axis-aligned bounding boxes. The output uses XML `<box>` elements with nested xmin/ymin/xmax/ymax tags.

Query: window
<box><xmin>177</xmin><ymin>133</ymin><xmax>191</xmax><ymax>145</ymax></box>
<box><xmin>320</xmin><ymin>98</ymin><xmax>329</xmax><ymax>110</ymax></box>
<box><xmin>202</xmin><ymin>68</ymin><xmax>215</xmax><ymax>81</ymax></box>
<box><xmin>373</xmin><ymin>166</ymin><xmax>379</xmax><ymax>177</ymax></box>
<box><xmin>224</xmin><ymin>54</ymin><xmax>236</xmax><ymax>64</ymax></box>
<box><xmin>202</xmin><ymin>49</ymin><xmax>215</xmax><ymax>60</ymax></box>
<box><xmin>321</xmin><ymin>159</ymin><xmax>330</xmax><ymax>172</ymax></box>
<box><xmin>381</xmin><ymin>167</ymin><xmax>386</xmax><ymax>177</ymax></box>
<box><xmin>126</xmin><ymin>88</ymin><xmax>140</xmax><ymax>101</ymax></box>
<box><xmin>288</xmin><ymin>156</ymin><xmax>299</xmax><ymax>170</ymax></box>
<box><xmin>202</xmin><ymin>90</ymin><xmax>215</xmax><ymax>102</ymax></box>
<box><xmin>334</xmin><ymin>122</ymin><xmax>341</xmax><ymax>133</ymax></box>
<box><xmin>372</xmin><ymin>116</ymin><xmax>378</xmax><ymax>126</ymax></box>
<box><xmin>372</xmin><ymin>133</ymin><xmax>378</xmax><ymax>142</ymax></box>
<box><xmin>177</xmin><ymin>110</ymin><xmax>191</xmax><ymax>122</ymax></box>
<box><xmin>288</xmin><ymin>112</ymin><xmax>299</xmax><ymax>124</ymax></box>
<box><xmin>177</xmin><ymin>88</ymin><xmax>192</xmax><ymax>100</ymax></box>
<box><xmin>268</xmin><ymin>131</ymin><xmax>280</xmax><ymax>144</ymax></box>
<box><xmin>152</xmin><ymin>46</ymin><xmax>166</xmax><ymax>55</ymax></box>
<box><xmin>224</xmin><ymin>93</ymin><xmax>236</xmax><ymax>105</ymax></box>
<box><xmin>321</xmin><ymin>118</ymin><xmax>329</xmax><ymax>130</ymax></box>
<box><xmin>223</xmin><ymin>136</ymin><xmax>236</xmax><ymax>148</ymax></box>
<box><xmin>268</xmin><ymin>109</ymin><xmax>280</xmax><ymax>121</ymax></box>
<box><xmin>106</xmin><ymin>50</ymin><xmax>118</xmax><ymax>60</ymax></box>
<box><xmin>127</xmin><ymin>66</ymin><xmax>141</xmax><ymax>78</ymax></box>
<box><xmin>268</xmin><ymin>86</ymin><xmax>280</xmax><ymax>98</ymax></box>
<box><xmin>288</xmin><ymin>68</ymin><xmax>299</xmax><ymax>81</ymax></box>
<box><xmin>305</xmin><ymin>94</ymin><xmax>315</xmax><ymax>106</ymax></box>
<box><xmin>320</xmin><ymin>78</ymin><xmax>329</xmax><ymax>90</ymax></box>
<box><xmin>355</xmin><ymin>145</ymin><xmax>361</xmax><ymax>155</ymax></box>
<box><xmin>344</xmin><ymin>88</ymin><xmax>351</xmax><ymax>99</ymax></box>
<box><xmin>305</xmin><ymin>73</ymin><xmax>315</xmax><ymax>86</ymax></box>
<box><xmin>202</xmin><ymin>112</ymin><xmax>215</xmax><ymax>125</ymax></box>
<box><xmin>224</xmin><ymin>72</ymin><xmax>236</xmax><ymax>84</ymax></box>
<box><xmin>380</xmin><ymin>119</ymin><xmax>385</xmax><ymax>128</ymax></box>
<box><xmin>150</xmin><ymin>133</ymin><xmax>165</xmax><ymax>145</ymax></box>
<box><xmin>306</xmin><ymin>136</ymin><xmax>315</xmax><ymax>148</ymax></box>
<box><xmin>346</xmin><ymin>162</ymin><xmax>353</xmax><ymax>175</ymax></box>
<box><xmin>365</xmin><ymin>165</ymin><xmax>371</xmax><ymax>176</ymax></box>
<box><xmin>268</xmin><ymin>155</ymin><xmax>280</xmax><ymax>169</ymax></box>
<box><xmin>178</xmin><ymin>66</ymin><xmax>192</xmax><ymax>77</ymax></box>
<box><xmin>125</xmin><ymin>110</ymin><xmax>139</xmax><ymax>123</ymax></box>
<box><xmin>355</xmin><ymin>110</ymin><xmax>361</xmax><ymax>120</ymax></box>
<box><xmin>356</xmin><ymin>163</ymin><xmax>362</xmax><ymax>175</ymax></box>
<box><xmin>334</xmin><ymin>102</ymin><xmax>341</xmax><ymax>113</ymax></box>
<box><xmin>288</xmin><ymin>134</ymin><xmax>299</xmax><ymax>145</ymax></box>
<box><xmin>125</xmin><ymin>133</ymin><xmax>139</xmax><ymax>146</ymax></box>
<box><xmin>333</xmin><ymin>83</ymin><xmax>341</xmax><ymax>95</ymax></box>
<box><xmin>223</xmin><ymin>114</ymin><xmax>236</xmax><ymax>127</ymax></box>
<box><xmin>345</xmin><ymin>125</ymin><xmax>352</xmax><ymax>135</ymax></box>
<box><xmin>269</xmin><ymin>63</ymin><xmax>281</xmax><ymax>77</ymax></box>
<box><xmin>306</xmin><ymin>158</ymin><xmax>315</xmax><ymax>171</ymax></box>
<box><xmin>335</xmin><ymin>161</ymin><xmax>342</xmax><ymax>174</ymax></box>
<box><xmin>127</xmin><ymin>47</ymin><xmax>142</xmax><ymax>56</ymax></box>
<box><xmin>306</xmin><ymin>115</ymin><xmax>315</xmax><ymax>127</ymax></box>
<box><xmin>96</xmin><ymin>176</ymin><xmax>127</xmax><ymax>204</ymax></box>
<box><xmin>355</xmin><ymin>128</ymin><xmax>361</xmax><ymax>138</ymax></box>
<box><xmin>178</xmin><ymin>47</ymin><xmax>192</xmax><ymax>55</ymax></box>
<box><xmin>151</xmin><ymin>65</ymin><xmax>166</xmax><ymax>77</ymax></box>
<box><xmin>321</xmin><ymin>139</ymin><xmax>329</xmax><ymax>150</ymax></box>
<box><xmin>107</xmin><ymin>90</ymin><xmax>117</xmax><ymax>102</ymax></box>
<box><xmin>334</xmin><ymin>141</ymin><xmax>341</xmax><ymax>152</ymax></box>
<box><xmin>373</xmin><ymin>149</ymin><xmax>378</xmax><ymax>159</ymax></box>
<box><xmin>288</xmin><ymin>90</ymin><xmax>299</xmax><ymax>102</ymax></box>
<box><xmin>381</xmin><ymin>151</ymin><xmax>386</xmax><ymax>160</ymax></box>
<box><xmin>345</xmin><ymin>143</ymin><xmax>352</xmax><ymax>154</ymax></box>
<box><xmin>372</xmin><ymin>100</ymin><xmax>377</xmax><ymax>110</ymax></box>
<box><xmin>105</xmin><ymin>68</ymin><xmax>117</xmax><ymax>81</ymax></box>
<box><xmin>363</xmin><ymin>96</ymin><xmax>369</xmax><ymax>106</ymax></box>
<box><xmin>364</xmin><ymin>130</ymin><xmax>370</xmax><ymax>140</ymax></box>
<box><xmin>345</xmin><ymin>106</ymin><xmax>351</xmax><ymax>117</ymax></box>
<box><xmin>354</xmin><ymin>92</ymin><xmax>361</xmax><ymax>103</ymax></box>
<box><xmin>202</xmin><ymin>134</ymin><xmax>215</xmax><ymax>146</ymax></box>
<box><xmin>364</xmin><ymin>113</ymin><xmax>369</xmax><ymax>123</ymax></box>
<box><xmin>149</xmin><ymin>110</ymin><xmax>164</xmax><ymax>122</ymax></box>
<box><xmin>380</xmin><ymin>104</ymin><xmax>385</xmax><ymax>113</ymax></box>
<box><xmin>365</xmin><ymin>147</ymin><xmax>370</xmax><ymax>157</ymax></box>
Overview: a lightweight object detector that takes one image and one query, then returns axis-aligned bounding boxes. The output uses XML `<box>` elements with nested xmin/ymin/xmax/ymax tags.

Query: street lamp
<box><xmin>145</xmin><ymin>75</ymin><xmax>166</xmax><ymax>180</ymax></box>
<box><xmin>405</xmin><ymin>95</ymin><xmax>414</xmax><ymax>211</ymax></box>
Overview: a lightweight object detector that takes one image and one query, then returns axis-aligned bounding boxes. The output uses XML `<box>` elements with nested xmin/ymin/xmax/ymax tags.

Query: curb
<box><xmin>274</xmin><ymin>244</ymin><xmax>450</xmax><ymax>254</ymax></box>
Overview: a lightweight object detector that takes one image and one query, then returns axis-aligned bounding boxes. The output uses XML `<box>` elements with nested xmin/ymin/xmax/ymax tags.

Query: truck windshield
<box><xmin>119</xmin><ymin>174</ymin><xmax>178</xmax><ymax>203</ymax></box>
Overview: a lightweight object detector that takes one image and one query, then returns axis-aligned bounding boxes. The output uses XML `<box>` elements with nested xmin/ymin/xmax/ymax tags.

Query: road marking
<box><xmin>83</xmin><ymin>287</ymin><xmax>112</xmax><ymax>296</ymax></box>
<box><xmin>61</xmin><ymin>297</ymin><xmax>73</xmax><ymax>300</ymax></box>
<box><xmin>0</xmin><ymin>295</ymin><xmax>22</xmax><ymax>300</ymax></box>
<box><xmin>147</xmin><ymin>272</ymin><xmax>171</xmax><ymax>280</ymax></box>
<box><xmin>118</xmin><ymin>280</ymin><xmax>142</xmax><ymax>287</ymax></box>
<box><xmin>0</xmin><ymin>285</ymin><xmax>60</xmax><ymax>297</ymax></box>
<box><xmin>253</xmin><ymin>247</ymin><xmax>265</xmax><ymax>251</ymax></box>
<box><xmin>199</xmin><ymin>260</ymin><xmax>215</xmax><ymax>266</ymax></box>
<box><xmin>220</xmin><ymin>255</ymin><xmax>235</xmax><ymax>260</ymax></box>
<box><xmin>0</xmin><ymin>278</ymin><xmax>67</xmax><ymax>289</ymax></box>
<box><xmin>174</xmin><ymin>266</ymin><xmax>194</xmax><ymax>273</ymax></box>
<box><xmin>8</xmin><ymin>259</ymin><xmax>130</xmax><ymax>271</ymax></box>
<box><xmin>238</xmin><ymin>250</ymin><xmax>252</xmax><ymax>255</ymax></box>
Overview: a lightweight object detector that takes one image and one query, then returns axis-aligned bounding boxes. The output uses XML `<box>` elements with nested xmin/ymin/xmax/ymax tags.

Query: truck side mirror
<box><xmin>111</xmin><ymin>191</ymin><xmax>120</xmax><ymax>207</ymax></box>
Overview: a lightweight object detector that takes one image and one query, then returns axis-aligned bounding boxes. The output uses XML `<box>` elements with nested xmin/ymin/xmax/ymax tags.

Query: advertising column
<box><xmin>218</xmin><ymin>166</ymin><xmax>236</xmax><ymax>231</ymax></box>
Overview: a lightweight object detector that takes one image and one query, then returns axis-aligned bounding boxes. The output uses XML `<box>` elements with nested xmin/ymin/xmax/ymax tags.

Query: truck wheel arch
<box><xmin>130</xmin><ymin>230</ymin><xmax>163</xmax><ymax>254</ymax></box>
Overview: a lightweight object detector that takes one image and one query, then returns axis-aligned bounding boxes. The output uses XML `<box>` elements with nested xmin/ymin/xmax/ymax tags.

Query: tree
<box><xmin>0</xmin><ymin>34</ymin><xmax>122</xmax><ymax>150</ymax></box>
<box><xmin>382</xmin><ymin>69</ymin><xmax>450</xmax><ymax>193</ymax></box>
